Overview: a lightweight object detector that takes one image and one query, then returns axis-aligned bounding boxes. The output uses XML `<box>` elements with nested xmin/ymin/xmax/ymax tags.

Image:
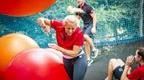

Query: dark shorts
<box><xmin>113</xmin><ymin>66</ymin><xmax>124</xmax><ymax>80</ymax></box>
<box><xmin>83</xmin><ymin>23</ymin><xmax>93</xmax><ymax>37</ymax></box>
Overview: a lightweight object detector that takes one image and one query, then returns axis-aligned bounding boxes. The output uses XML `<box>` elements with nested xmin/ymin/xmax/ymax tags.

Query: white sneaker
<box><xmin>105</xmin><ymin>77</ymin><xmax>108</xmax><ymax>80</ymax></box>
<box><xmin>91</xmin><ymin>49</ymin><xmax>99</xmax><ymax>59</ymax></box>
<box><xmin>87</xmin><ymin>59</ymin><xmax>94</xmax><ymax>66</ymax></box>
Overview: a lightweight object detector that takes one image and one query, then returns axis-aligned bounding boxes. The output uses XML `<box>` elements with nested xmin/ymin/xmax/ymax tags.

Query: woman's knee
<box><xmin>109</xmin><ymin>58</ymin><xmax>117</xmax><ymax>64</ymax></box>
<box><xmin>84</xmin><ymin>34</ymin><xmax>92</xmax><ymax>40</ymax></box>
<box><xmin>109</xmin><ymin>58</ymin><xmax>117</xmax><ymax>66</ymax></box>
<box><xmin>84</xmin><ymin>41</ymin><xmax>90</xmax><ymax>47</ymax></box>
<box><xmin>110</xmin><ymin>58</ymin><xmax>124</xmax><ymax>70</ymax></box>
<box><xmin>116</xmin><ymin>59</ymin><xmax>125</xmax><ymax>66</ymax></box>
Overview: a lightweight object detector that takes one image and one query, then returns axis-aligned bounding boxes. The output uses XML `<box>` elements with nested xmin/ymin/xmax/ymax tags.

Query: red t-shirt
<box><xmin>50</xmin><ymin>20</ymin><xmax>84</xmax><ymax>50</ymax></box>
<box><xmin>127</xmin><ymin>65</ymin><xmax>144</xmax><ymax>80</ymax></box>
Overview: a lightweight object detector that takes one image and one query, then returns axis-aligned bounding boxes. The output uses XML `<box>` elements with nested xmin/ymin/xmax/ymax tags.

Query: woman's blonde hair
<box><xmin>64</xmin><ymin>15</ymin><xmax>80</xmax><ymax>27</ymax></box>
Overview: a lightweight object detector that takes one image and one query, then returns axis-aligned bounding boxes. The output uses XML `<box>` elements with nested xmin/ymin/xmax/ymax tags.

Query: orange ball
<box><xmin>0</xmin><ymin>0</ymin><xmax>56</xmax><ymax>17</ymax></box>
<box><xmin>0</xmin><ymin>33</ymin><xmax>39</xmax><ymax>73</ymax></box>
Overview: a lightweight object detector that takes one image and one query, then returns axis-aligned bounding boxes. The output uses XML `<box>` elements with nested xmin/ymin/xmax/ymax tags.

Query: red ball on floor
<box><xmin>4</xmin><ymin>48</ymin><xmax>69</xmax><ymax>80</ymax></box>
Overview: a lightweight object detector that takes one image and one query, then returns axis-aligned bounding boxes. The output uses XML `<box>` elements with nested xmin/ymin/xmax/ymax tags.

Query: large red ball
<box><xmin>0</xmin><ymin>0</ymin><xmax>56</xmax><ymax>16</ymax></box>
<box><xmin>4</xmin><ymin>48</ymin><xmax>70</xmax><ymax>80</ymax></box>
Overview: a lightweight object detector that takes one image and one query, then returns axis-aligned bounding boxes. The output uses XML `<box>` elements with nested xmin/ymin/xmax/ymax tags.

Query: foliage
<box><xmin>41</xmin><ymin>0</ymin><xmax>142</xmax><ymax>42</ymax></box>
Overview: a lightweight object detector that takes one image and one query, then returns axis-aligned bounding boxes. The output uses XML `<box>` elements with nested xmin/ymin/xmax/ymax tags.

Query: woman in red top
<box><xmin>105</xmin><ymin>47</ymin><xmax>144</xmax><ymax>80</ymax></box>
<box><xmin>37</xmin><ymin>15</ymin><xmax>87</xmax><ymax>80</ymax></box>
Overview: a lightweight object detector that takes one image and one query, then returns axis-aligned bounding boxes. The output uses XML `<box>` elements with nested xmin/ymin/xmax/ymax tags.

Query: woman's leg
<box><xmin>106</xmin><ymin>59</ymin><xmax>117</xmax><ymax>80</ymax></box>
<box><xmin>84</xmin><ymin>34</ymin><xmax>98</xmax><ymax>58</ymax></box>
<box><xmin>84</xmin><ymin>34</ymin><xmax>95</xmax><ymax>51</ymax></box>
<box><xmin>84</xmin><ymin>40</ymin><xmax>91</xmax><ymax>60</ymax></box>
<box><xmin>105</xmin><ymin>58</ymin><xmax>125</xmax><ymax>80</ymax></box>
<box><xmin>73</xmin><ymin>54</ymin><xmax>87</xmax><ymax>80</ymax></box>
<box><xmin>63</xmin><ymin>58</ymin><xmax>74</xmax><ymax>80</ymax></box>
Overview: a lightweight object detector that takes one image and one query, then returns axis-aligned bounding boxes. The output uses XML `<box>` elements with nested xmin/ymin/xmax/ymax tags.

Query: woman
<box><xmin>67</xmin><ymin>0</ymin><xmax>98</xmax><ymax>66</ymax></box>
<box><xmin>105</xmin><ymin>47</ymin><xmax>144</xmax><ymax>80</ymax></box>
<box><xmin>37</xmin><ymin>15</ymin><xmax>87</xmax><ymax>80</ymax></box>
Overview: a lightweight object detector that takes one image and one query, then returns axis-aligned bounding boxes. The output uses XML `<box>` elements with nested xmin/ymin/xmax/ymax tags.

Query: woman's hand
<box><xmin>67</xmin><ymin>6</ymin><xmax>74</xmax><ymax>14</ymax></box>
<box><xmin>67</xmin><ymin>5</ymin><xmax>84</xmax><ymax>14</ymax></box>
<box><xmin>49</xmin><ymin>44</ymin><xmax>61</xmax><ymax>51</ymax></box>
<box><xmin>125</xmin><ymin>55</ymin><xmax>134</xmax><ymax>66</ymax></box>
<box><xmin>91</xmin><ymin>27</ymin><xmax>96</xmax><ymax>34</ymax></box>
<box><xmin>37</xmin><ymin>17</ymin><xmax>50</xmax><ymax>32</ymax></box>
<box><xmin>37</xmin><ymin>17</ymin><xmax>46</xmax><ymax>27</ymax></box>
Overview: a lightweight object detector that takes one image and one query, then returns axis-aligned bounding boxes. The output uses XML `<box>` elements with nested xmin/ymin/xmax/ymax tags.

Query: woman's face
<box><xmin>64</xmin><ymin>20</ymin><xmax>76</xmax><ymax>36</ymax></box>
<box><xmin>134</xmin><ymin>50</ymin><xmax>141</xmax><ymax>63</ymax></box>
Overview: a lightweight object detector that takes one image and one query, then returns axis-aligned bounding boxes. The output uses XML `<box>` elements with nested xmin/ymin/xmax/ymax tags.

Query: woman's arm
<box><xmin>37</xmin><ymin>17</ymin><xmax>51</xmax><ymax>32</ymax></box>
<box><xmin>50</xmin><ymin>45</ymin><xmax>81</xmax><ymax>57</ymax></box>
<box><xmin>67</xmin><ymin>6</ymin><xmax>84</xmax><ymax>14</ymax></box>
<box><xmin>90</xmin><ymin>11</ymin><xmax>97</xmax><ymax>34</ymax></box>
<box><xmin>120</xmin><ymin>56</ymin><xmax>134</xmax><ymax>80</ymax></box>
<box><xmin>120</xmin><ymin>66</ymin><xmax>130</xmax><ymax>80</ymax></box>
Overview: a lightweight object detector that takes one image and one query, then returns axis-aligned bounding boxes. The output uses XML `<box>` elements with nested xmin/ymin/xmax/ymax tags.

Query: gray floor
<box><xmin>84</xmin><ymin>41</ymin><xmax>144</xmax><ymax>80</ymax></box>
